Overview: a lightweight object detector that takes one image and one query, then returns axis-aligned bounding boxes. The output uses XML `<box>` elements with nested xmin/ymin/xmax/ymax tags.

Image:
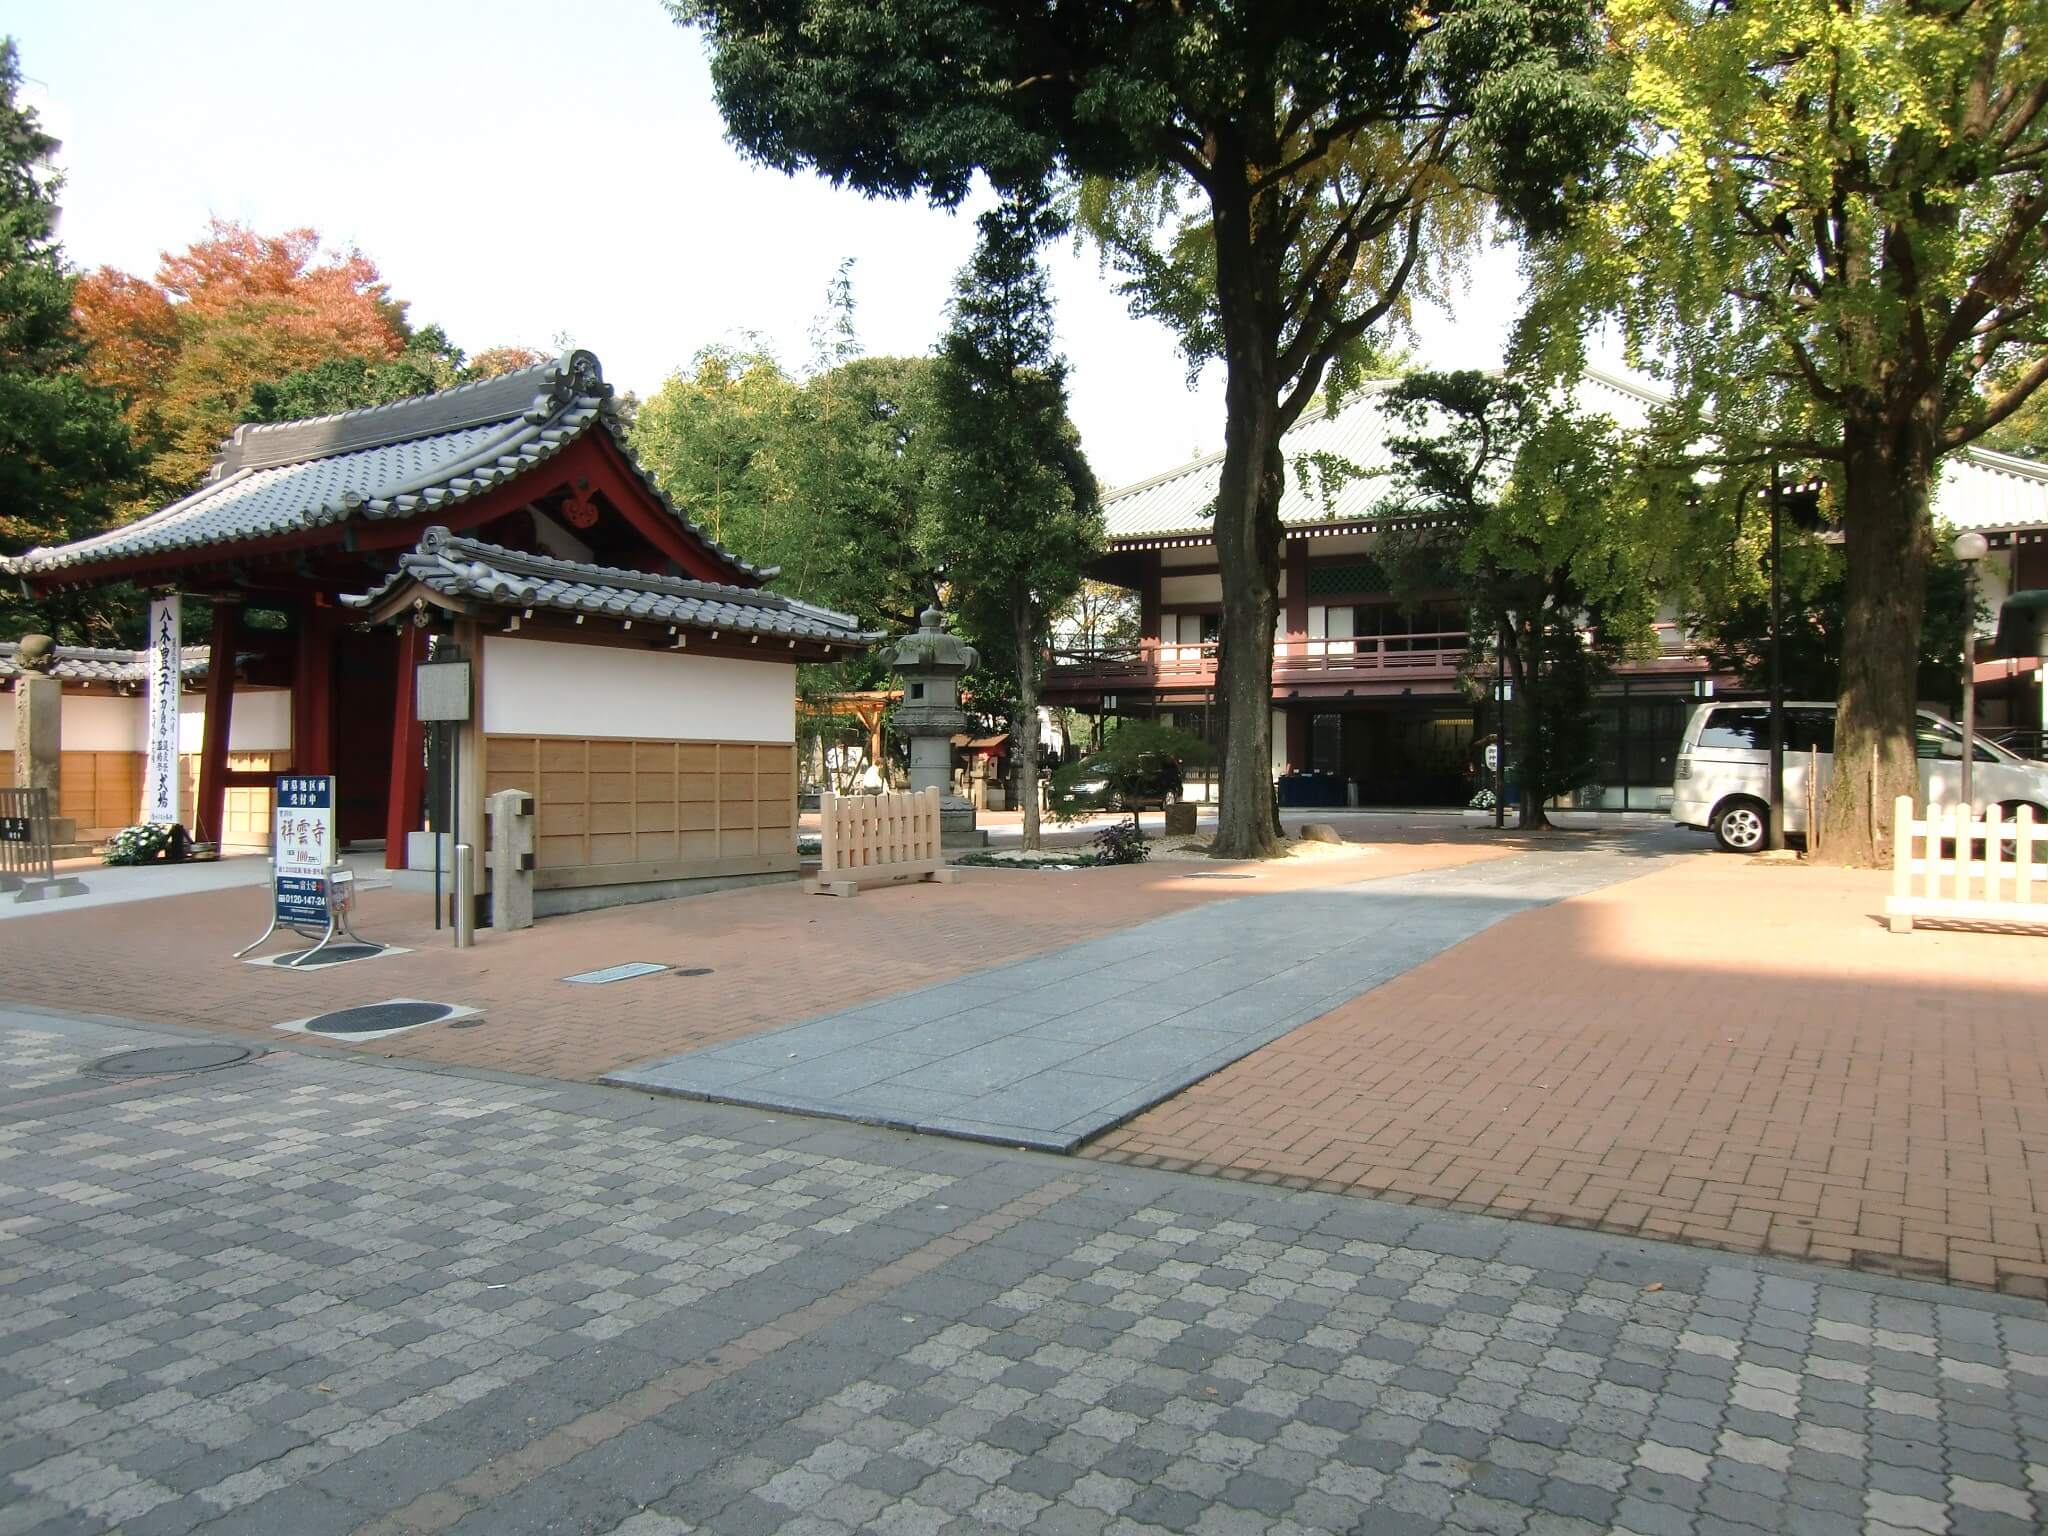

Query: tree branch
<box><xmin>1943</xmin><ymin>352</ymin><xmax>2048</xmax><ymax>448</ymax></box>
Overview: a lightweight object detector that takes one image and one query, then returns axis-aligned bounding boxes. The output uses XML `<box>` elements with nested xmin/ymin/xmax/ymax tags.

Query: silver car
<box><xmin>1671</xmin><ymin>700</ymin><xmax>2048</xmax><ymax>852</ymax></box>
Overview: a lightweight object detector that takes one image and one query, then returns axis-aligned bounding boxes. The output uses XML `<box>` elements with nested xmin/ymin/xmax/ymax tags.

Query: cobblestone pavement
<box><xmin>5</xmin><ymin>1006</ymin><xmax>2047</xmax><ymax>1536</ymax></box>
<box><xmin>610</xmin><ymin>839</ymin><xmax>1682</xmax><ymax>1150</ymax></box>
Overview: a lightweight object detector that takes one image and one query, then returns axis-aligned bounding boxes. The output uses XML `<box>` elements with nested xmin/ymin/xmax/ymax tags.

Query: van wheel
<box><xmin>1711</xmin><ymin>797</ymin><xmax>1769</xmax><ymax>853</ymax></box>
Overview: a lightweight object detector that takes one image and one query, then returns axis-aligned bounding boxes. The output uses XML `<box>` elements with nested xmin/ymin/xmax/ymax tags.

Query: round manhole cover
<box><xmin>304</xmin><ymin>1002</ymin><xmax>456</xmax><ymax>1036</ymax></box>
<box><xmin>274</xmin><ymin>942</ymin><xmax>386</xmax><ymax>967</ymax></box>
<box><xmin>92</xmin><ymin>1044</ymin><xmax>256</xmax><ymax>1077</ymax></box>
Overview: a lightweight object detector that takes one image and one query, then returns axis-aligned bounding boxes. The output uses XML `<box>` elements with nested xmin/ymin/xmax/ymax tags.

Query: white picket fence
<box><xmin>811</xmin><ymin>787</ymin><xmax>958</xmax><ymax>898</ymax></box>
<box><xmin>1887</xmin><ymin>796</ymin><xmax>2046</xmax><ymax>934</ymax></box>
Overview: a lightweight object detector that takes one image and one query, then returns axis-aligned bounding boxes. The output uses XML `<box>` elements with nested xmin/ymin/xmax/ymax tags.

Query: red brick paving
<box><xmin>1089</xmin><ymin>852</ymin><xmax>2048</xmax><ymax>1297</ymax></box>
<box><xmin>0</xmin><ymin>832</ymin><xmax>1502</xmax><ymax>1085</ymax></box>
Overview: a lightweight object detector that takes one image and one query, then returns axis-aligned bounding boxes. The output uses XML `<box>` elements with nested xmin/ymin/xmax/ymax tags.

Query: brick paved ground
<box><xmin>0</xmin><ymin>829</ymin><xmax>1503</xmax><ymax>1085</ymax></box>
<box><xmin>1091</xmin><ymin>852</ymin><xmax>2048</xmax><ymax>1300</ymax></box>
<box><xmin>5</xmin><ymin>1006</ymin><xmax>2047</xmax><ymax>1536</ymax></box>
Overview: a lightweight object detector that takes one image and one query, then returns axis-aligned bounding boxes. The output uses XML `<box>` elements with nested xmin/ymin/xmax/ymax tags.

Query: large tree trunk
<box><xmin>1505</xmin><ymin>615</ymin><xmax>1551</xmax><ymax>831</ymax></box>
<box><xmin>1013</xmin><ymin>596</ymin><xmax>1041</xmax><ymax>852</ymax></box>
<box><xmin>1818</xmin><ymin>408</ymin><xmax>1937</xmax><ymax>866</ymax></box>
<box><xmin>1208</xmin><ymin>184</ymin><xmax>1286</xmax><ymax>860</ymax></box>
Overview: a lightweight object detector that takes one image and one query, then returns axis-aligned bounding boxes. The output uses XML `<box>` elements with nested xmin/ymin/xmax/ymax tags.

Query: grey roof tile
<box><xmin>342</xmin><ymin>528</ymin><xmax>876</xmax><ymax>647</ymax></box>
<box><xmin>0</xmin><ymin>642</ymin><xmax>211</xmax><ymax>685</ymax></box>
<box><xmin>4</xmin><ymin>350</ymin><xmax>774</xmax><ymax>582</ymax></box>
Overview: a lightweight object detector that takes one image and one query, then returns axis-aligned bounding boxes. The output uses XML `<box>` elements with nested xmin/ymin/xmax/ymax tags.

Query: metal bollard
<box><xmin>453</xmin><ymin>842</ymin><xmax>475</xmax><ymax>948</ymax></box>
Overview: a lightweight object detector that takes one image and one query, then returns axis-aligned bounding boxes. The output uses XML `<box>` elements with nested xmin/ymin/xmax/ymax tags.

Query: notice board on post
<box><xmin>273</xmin><ymin>775</ymin><xmax>336</xmax><ymax>925</ymax></box>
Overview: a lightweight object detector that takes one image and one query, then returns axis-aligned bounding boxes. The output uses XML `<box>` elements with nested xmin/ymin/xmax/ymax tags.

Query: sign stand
<box><xmin>235</xmin><ymin>775</ymin><xmax>378</xmax><ymax>965</ymax></box>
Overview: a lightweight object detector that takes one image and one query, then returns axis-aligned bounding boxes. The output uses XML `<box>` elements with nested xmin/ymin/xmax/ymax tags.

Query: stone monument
<box><xmin>888</xmin><ymin>607</ymin><xmax>986</xmax><ymax>848</ymax></box>
<box><xmin>12</xmin><ymin>635</ymin><xmax>60</xmax><ymax>797</ymax></box>
<box><xmin>9</xmin><ymin>634</ymin><xmax>87</xmax><ymax>859</ymax></box>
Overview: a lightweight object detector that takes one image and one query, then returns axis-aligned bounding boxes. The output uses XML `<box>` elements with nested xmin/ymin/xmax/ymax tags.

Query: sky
<box><xmin>14</xmin><ymin>0</ymin><xmax>1537</xmax><ymax>490</ymax></box>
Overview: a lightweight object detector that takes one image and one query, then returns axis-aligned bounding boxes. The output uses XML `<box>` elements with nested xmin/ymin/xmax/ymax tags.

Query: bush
<box><xmin>103</xmin><ymin>823</ymin><xmax>189</xmax><ymax>866</ymax></box>
<box><xmin>1092</xmin><ymin>822</ymin><xmax>1150</xmax><ymax>865</ymax></box>
<box><xmin>1467</xmin><ymin>786</ymin><xmax>1496</xmax><ymax>811</ymax></box>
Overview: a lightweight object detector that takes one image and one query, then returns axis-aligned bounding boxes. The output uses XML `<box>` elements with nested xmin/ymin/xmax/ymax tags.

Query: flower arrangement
<box><xmin>103</xmin><ymin>823</ymin><xmax>188</xmax><ymax>866</ymax></box>
<box><xmin>1467</xmin><ymin>787</ymin><xmax>1497</xmax><ymax>811</ymax></box>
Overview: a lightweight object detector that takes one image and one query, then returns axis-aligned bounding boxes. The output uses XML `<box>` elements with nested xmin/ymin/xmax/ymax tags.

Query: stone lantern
<box><xmin>888</xmin><ymin>607</ymin><xmax>985</xmax><ymax>847</ymax></box>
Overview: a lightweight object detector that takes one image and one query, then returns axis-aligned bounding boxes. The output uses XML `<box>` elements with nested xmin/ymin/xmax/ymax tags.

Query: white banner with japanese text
<box><xmin>142</xmin><ymin>595</ymin><xmax>181</xmax><ymax>824</ymax></box>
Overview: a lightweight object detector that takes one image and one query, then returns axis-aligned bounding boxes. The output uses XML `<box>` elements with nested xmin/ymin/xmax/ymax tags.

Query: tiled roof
<box><xmin>343</xmin><ymin>527</ymin><xmax>876</xmax><ymax>646</ymax></box>
<box><xmin>1102</xmin><ymin>365</ymin><xmax>2045</xmax><ymax>543</ymax></box>
<box><xmin>4</xmin><ymin>351</ymin><xmax>772</xmax><ymax>582</ymax></box>
<box><xmin>1940</xmin><ymin>447</ymin><xmax>2048</xmax><ymax>534</ymax></box>
<box><xmin>1100</xmin><ymin>370</ymin><xmax>1665</xmax><ymax>544</ymax></box>
<box><xmin>0</xmin><ymin>642</ymin><xmax>211</xmax><ymax>685</ymax></box>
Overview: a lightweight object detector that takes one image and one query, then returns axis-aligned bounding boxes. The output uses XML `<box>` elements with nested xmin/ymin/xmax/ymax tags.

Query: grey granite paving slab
<box><xmin>4</xmin><ymin>1001</ymin><xmax>2044</xmax><ymax>1536</ymax></box>
<box><xmin>606</xmin><ymin>834</ymin><xmax>1687</xmax><ymax>1150</ymax></box>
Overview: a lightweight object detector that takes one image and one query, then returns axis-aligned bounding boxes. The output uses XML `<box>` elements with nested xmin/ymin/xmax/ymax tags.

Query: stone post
<box><xmin>888</xmin><ymin>608</ymin><xmax>986</xmax><ymax>849</ymax></box>
<box><xmin>486</xmin><ymin>788</ymin><xmax>536</xmax><ymax>931</ymax></box>
<box><xmin>13</xmin><ymin>635</ymin><xmax>61</xmax><ymax>809</ymax></box>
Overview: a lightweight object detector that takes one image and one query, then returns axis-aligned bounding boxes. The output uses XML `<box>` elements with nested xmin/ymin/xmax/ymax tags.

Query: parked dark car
<box><xmin>1061</xmin><ymin>750</ymin><xmax>1185</xmax><ymax>811</ymax></box>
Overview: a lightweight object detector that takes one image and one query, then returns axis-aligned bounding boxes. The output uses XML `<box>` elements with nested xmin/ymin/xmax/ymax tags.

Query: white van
<box><xmin>1672</xmin><ymin>700</ymin><xmax>2048</xmax><ymax>851</ymax></box>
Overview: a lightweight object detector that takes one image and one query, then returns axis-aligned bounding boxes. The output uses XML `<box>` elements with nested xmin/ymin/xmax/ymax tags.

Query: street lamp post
<box><xmin>1767</xmin><ymin>462</ymin><xmax>1786</xmax><ymax>851</ymax></box>
<box><xmin>1953</xmin><ymin>530</ymin><xmax>1989</xmax><ymax>808</ymax></box>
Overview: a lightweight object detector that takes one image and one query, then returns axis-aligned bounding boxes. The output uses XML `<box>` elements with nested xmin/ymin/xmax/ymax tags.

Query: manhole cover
<box><xmin>673</xmin><ymin>967</ymin><xmax>714</xmax><ymax>977</ymax></box>
<box><xmin>92</xmin><ymin>1044</ymin><xmax>256</xmax><ymax>1078</ymax></box>
<box><xmin>274</xmin><ymin>942</ymin><xmax>386</xmax><ymax>968</ymax></box>
<box><xmin>304</xmin><ymin>1002</ymin><xmax>456</xmax><ymax>1036</ymax></box>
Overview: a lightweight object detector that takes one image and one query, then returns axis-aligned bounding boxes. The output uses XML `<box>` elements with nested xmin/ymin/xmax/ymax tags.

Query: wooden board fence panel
<box><xmin>484</xmin><ymin>734</ymin><xmax>796</xmax><ymax>889</ymax></box>
<box><xmin>1887</xmin><ymin>796</ymin><xmax>2046</xmax><ymax>933</ymax></box>
<box><xmin>810</xmin><ymin>787</ymin><xmax>957</xmax><ymax>897</ymax></box>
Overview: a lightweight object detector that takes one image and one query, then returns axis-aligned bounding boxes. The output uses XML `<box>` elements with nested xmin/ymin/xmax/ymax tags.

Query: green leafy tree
<box><xmin>1375</xmin><ymin>372</ymin><xmax>1677</xmax><ymax>827</ymax></box>
<box><xmin>934</xmin><ymin>194</ymin><xmax>1102</xmax><ymax>850</ymax></box>
<box><xmin>1693</xmin><ymin>537</ymin><xmax>1975</xmax><ymax>709</ymax></box>
<box><xmin>243</xmin><ymin>327</ymin><xmax>542</xmax><ymax>423</ymax></box>
<box><xmin>669</xmin><ymin>0</ymin><xmax>1622</xmax><ymax>857</ymax></box>
<box><xmin>0</xmin><ymin>39</ymin><xmax>139</xmax><ymax>644</ymax></box>
<box><xmin>631</xmin><ymin>341</ymin><xmax>805</xmax><ymax>562</ymax></box>
<box><xmin>1519</xmin><ymin>0</ymin><xmax>2048</xmax><ymax>863</ymax></box>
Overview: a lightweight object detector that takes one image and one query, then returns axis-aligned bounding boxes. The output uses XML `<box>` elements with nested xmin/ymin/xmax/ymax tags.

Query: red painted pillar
<box><xmin>1285</xmin><ymin>538</ymin><xmax>1309</xmax><ymax>644</ymax></box>
<box><xmin>195</xmin><ymin>601</ymin><xmax>238</xmax><ymax>842</ymax></box>
<box><xmin>291</xmin><ymin>600</ymin><xmax>334</xmax><ymax>776</ymax></box>
<box><xmin>385</xmin><ymin>624</ymin><xmax>428</xmax><ymax>870</ymax></box>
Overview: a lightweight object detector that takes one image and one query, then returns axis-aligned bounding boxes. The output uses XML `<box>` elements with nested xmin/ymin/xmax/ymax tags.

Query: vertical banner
<box><xmin>142</xmin><ymin>595</ymin><xmax>182</xmax><ymax>825</ymax></box>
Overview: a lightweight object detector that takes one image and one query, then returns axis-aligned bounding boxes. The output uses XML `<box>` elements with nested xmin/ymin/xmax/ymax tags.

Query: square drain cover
<box><xmin>561</xmin><ymin>962</ymin><xmax>669</xmax><ymax>985</ymax></box>
<box><xmin>276</xmin><ymin>998</ymin><xmax>479</xmax><ymax>1042</ymax></box>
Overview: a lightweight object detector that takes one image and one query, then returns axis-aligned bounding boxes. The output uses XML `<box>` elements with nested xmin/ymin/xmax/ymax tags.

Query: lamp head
<box><xmin>1952</xmin><ymin>531</ymin><xmax>1989</xmax><ymax>564</ymax></box>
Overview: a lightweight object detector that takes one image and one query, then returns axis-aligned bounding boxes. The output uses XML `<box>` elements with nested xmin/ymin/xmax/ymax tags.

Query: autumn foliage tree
<box><xmin>75</xmin><ymin>222</ymin><xmax>409</xmax><ymax>503</ymax></box>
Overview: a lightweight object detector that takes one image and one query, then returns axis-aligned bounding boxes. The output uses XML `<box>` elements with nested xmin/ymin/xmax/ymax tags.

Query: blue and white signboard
<box><xmin>273</xmin><ymin>775</ymin><xmax>335</xmax><ymax>924</ymax></box>
<box><xmin>141</xmin><ymin>595</ymin><xmax>181</xmax><ymax>824</ymax></box>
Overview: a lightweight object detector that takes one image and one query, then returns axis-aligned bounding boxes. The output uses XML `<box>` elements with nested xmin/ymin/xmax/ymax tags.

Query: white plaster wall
<box><xmin>62</xmin><ymin>694</ymin><xmax>144</xmax><ymax>752</ymax></box>
<box><xmin>178</xmin><ymin>690</ymin><xmax>292</xmax><ymax>753</ymax></box>
<box><xmin>481</xmin><ymin>636</ymin><xmax>795</xmax><ymax>743</ymax></box>
<box><xmin>1160</xmin><ymin>573</ymin><xmax>1223</xmax><ymax>607</ymax></box>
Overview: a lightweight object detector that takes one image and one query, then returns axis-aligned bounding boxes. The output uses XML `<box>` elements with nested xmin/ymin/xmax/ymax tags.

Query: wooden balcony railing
<box><xmin>1048</xmin><ymin>633</ymin><xmax>1472</xmax><ymax>685</ymax></box>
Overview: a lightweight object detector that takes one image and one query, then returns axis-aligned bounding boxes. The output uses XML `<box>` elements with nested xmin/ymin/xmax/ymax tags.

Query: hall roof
<box><xmin>0</xmin><ymin>641</ymin><xmax>211</xmax><ymax>685</ymax></box>
<box><xmin>1100</xmin><ymin>367</ymin><xmax>2047</xmax><ymax>544</ymax></box>
<box><xmin>1099</xmin><ymin>370</ymin><xmax>1662</xmax><ymax>545</ymax></box>
<box><xmin>343</xmin><ymin>527</ymin><xmax>875</xmax><ymax>647</ymax></box>
<box><xmin>4</xmin><ymin>350</ymin><xmax>771</xmax><ymax>583</ymax></box>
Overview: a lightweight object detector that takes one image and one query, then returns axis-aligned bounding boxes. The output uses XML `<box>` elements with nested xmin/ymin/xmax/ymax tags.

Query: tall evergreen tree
<box><xmin>669</xmin><ymin>0</ymin><xmax>1622</xmax><ymax>858</ymax></box>
<box><xmin>934</xmin><ymin>194</ymin><xmax>1101</xmax><ymax>851</ymax></box>
<box><xmin>0</xmin><ymin>39</ymin><xmax>137</xmax><ymax>643</ymax></box>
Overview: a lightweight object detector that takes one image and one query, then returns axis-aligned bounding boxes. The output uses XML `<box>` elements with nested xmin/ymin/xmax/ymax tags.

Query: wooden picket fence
<box><xmin>810</xmin><ymin>787</ymin><xmax>958</xmax><ymax>898</ymax></box>
<box><xmin>1887</xmin><ymin>796</ymin><xmax>2046</xmax><ymax>934</ymax></box>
